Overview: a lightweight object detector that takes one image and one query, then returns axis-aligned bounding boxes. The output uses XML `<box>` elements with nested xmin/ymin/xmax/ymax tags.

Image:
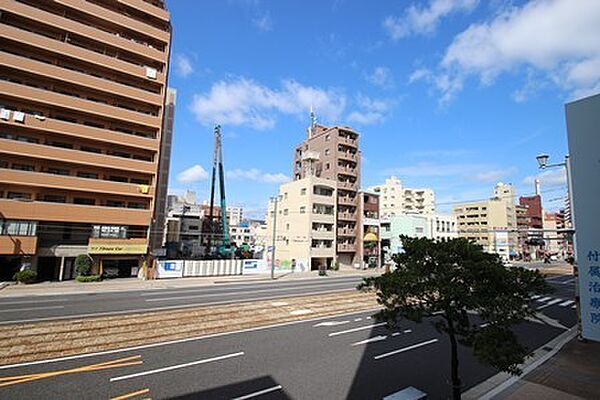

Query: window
<box><xmin>81</xmin><ymin>146</ymin><xmax>102</xmax><ymax>153</ymax></box>
<box><xmin>74</xmin><ymin>197</ymin><xmax>95</xmax><ymax>205</ymax></box>
<box><xmin>49</xmin><ymin>141</ymin><xmax>73</xmax><ymax>149</ymax></box>
<box><xmin>47</xmin><ymin>168</ymin><xmax>69</xmax><ymax>176</ymax></box>
<box><xmin>43</xmin><ymin>195</ymin><xmax>66</xmax><ymax>203</ymax></box>
<box><xmin>12</xmin><ymin>163</ymin><xmax>35</xmax><ymax>171</ymax></box>
<box><xmin>325</xmin><ymin>134</ymin><xmax>330</xmax><ymax>141</ymax></box>
<box><xmin>325</xmin><ymin>163</ymin><xmax>330</xmax><ymax>170</ymax></box>
<box><xmin>92</xmin><ymin>225</ymin><xmax>127</xmax><ymax>239</ymax></box>
<box><xmin>283</xmin><ymin>209</ymin><xmax>288</xmax><ymax>216</ymax></box>
<box><xmin>128</xmin><ymin>202</ymin><xmax>146</xmax><ymax>209</ymax></box>
<box><xmin>108</xmin><ymin>175</ymin><xmax>128</xmax><ymax>183</ymax></box>
<box><xmin>1</xmin><ymin>220</ymin><xmax>37</xmax><ymax>236</ymax></box>
<box><xmin>300</xmin><ymin>206</ymin><xmax>306</xmax><ymax>214</ymax></box>
<box><xmin>106</xmin><ymin>200</ymin><xmax>125</xmax><ymax>207</ymax></box>
<box><xmin>300</xmin><ymin>188</ymin><xmax>307</xmax><ymax>195</ymax></box>
<box><xmin>325</xmin><ymin>149</ymin><xmax>330</xmax><ymax>156</ymax></box>
<box><xmin>7</xmin><ymin>192</ymin><xmax>31</xmax><ymax>200</ymax></box>
<box><xmin>286</xmin><ymin>223</ymin><xmax>290</xmax><ymax>231</ymax></box>
<box><xmin>131</xmin><ymin>178</ymin><xmax>150</xmax><ymax>185</ymax></box>
<box><xmin>77</xmin><ymin>171</ymin><xmax>98</xmax><ymax>179</ymax></box>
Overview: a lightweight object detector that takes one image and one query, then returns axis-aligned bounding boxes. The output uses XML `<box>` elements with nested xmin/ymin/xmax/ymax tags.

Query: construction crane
<box><xmin>206</xmin><ymin>124</ymin><xmax>232</xmax><ymax>258</ymax></box>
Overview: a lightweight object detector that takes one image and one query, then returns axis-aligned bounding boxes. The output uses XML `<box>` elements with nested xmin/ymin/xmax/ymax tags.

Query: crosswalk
<box><xmin>531</xmin><ymin>295</ymin><xmax>576</xmax><ymax>309</ymax></box>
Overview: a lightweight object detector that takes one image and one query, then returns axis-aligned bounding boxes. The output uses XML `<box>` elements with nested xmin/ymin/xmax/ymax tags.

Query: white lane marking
<box><xmin>145</xmin><ymin>282</ymin><xmax>355</xmax><ymax>302</ymax></box>
<box><xmin>354</xmin><ymin>318</ymin><xmax>362</xmax><ymax>322</ymax></box>
<box><xmin>0</xmin><ymin>305</ymin><xmax>64</xmax><ymax>313</ymax></box>
<box><xmin>271</xmin><ymin>302</ymin><xmax>288</xmax><ymax>306</ymax></box>
<box><xmin>110</xmin><ymin>352</ymin><xmax>244</xmax><ymax>382</ymax></box>
<box><xmin>557</xmin><ymin>278</ymin><xmax>575</xmax><ymax>285</ymax></box>
<box><xmin>0</xmin><ymin>299</ymin><xmax>66</xmax><ymax>305</ymax></box>
<box><xmin>374</xmin><ymin>339</ymin><xmax>439</xmax><ymax>360</ymax></box>
<box><xmin>140</xmin><ymin>277</ymin><xmax>363</xmax><ymax>297</ymax></box>
<box><xmin>352</xmin><ymin>335</ymin><xmax>387</xmax><ymax>346</ymax></box>
<box><xmin>480</xmin><ymin>323</ymin><xmax>490</xmax><ymax>328</ymax></box>
<box><xmin>0</xmin><ymin>288</ymin><xmax>355</xmax><ymax>326</ymax></box>
<box><xmin>536</xmin><ymin>297</ymin><xmax>552</xmax><ymax>303</ymax></box>
<box><xmin>290</xmin><ymin>309</ymin><xmax>312</xmax><ymax>316</ymax></box>
<box><xmin>0</xmin><ymin>308</ymin><xmax>380</xmax><ymax>370</ymax></box>
<box><xmin>232</xmin><ymin>385</ymin><xmax>283</xmax><ymax>400</ymax></box>
<box><xmin>530</xmin><ymin>295</ymin><xmax>541</xmax><ymax>300</ymax></box>
<box><xmin>328</xmin><ymin>322</ymin><xmax>387</xmax><ymax>337</ymax></box>
<box><xmin>559</xmin><ymin>300</ymin><xmax>575</xmax><ymax>307</ymax></box>
<box><xmin>537</xmin><ymin>298</ymin><xmax>563</xmax><ymax>310</ymax></box>
<box><xmin>366</xmin><ymin>316</ymin><xmax>372</xmax><ymax>319</ymax></box>
<box><xmin>313</xmin><ymin>320</ymin><xmax>350</xmax><ymax>327</ymax></box>
<box><xmin>403</xmin><ymin>329</ymin><xmax>412</xmax><ymax>334</ymax></box>
<box><xmin>391</xmin><ymin>332</ymin><xmax>400</xmax><ymax>337</ymax></box>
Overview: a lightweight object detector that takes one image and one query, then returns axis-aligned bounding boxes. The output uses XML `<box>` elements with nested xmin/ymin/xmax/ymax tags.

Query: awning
<box><xmin>364</xmin><ymin>232</ymin><xmax>378</xmax><ymax>242</ymax></box>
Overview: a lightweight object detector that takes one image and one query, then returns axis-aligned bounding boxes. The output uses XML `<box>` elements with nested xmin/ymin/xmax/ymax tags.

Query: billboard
<box><xmin>566</xmin><ymin>93</ymin><xmax>600</xmax><ymax>342</ymax></box>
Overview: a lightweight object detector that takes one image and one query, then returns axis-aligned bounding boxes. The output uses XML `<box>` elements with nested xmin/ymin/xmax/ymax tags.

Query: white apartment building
<box><xmin>369</xmin><ymin>176</ymin><xmax>435</xmax><ymax>217</ymax></box>
<box><xmin>452</xmin><ymin>183</ymin><xmax>518</xmax><ymax>260</ymax></box>
<box><xmin>427</xmin><ymin>213</ymin><xmax>458</xmax><ymax>242</ymax></box>
<box><xmin>266</xmin><ymin>176</ymin><xmax>337</xmax><ymax>271</ymax></box>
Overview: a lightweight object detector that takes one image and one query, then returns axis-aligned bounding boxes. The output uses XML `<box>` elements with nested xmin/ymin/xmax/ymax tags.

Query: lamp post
<box><xmin>536</xmin><ymin>153</ymin><xmax>581</xmax><ymax>339</ymax></box>
<box><xmin>269</xmin><ymin>196</ymin><xmax>278</xmax><ymax>280</ymax></box>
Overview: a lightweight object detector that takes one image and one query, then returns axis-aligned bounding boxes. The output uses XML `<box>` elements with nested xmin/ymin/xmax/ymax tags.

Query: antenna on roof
<box><xmin>307</xmin><ymin>105</ymin><xmax>317</xmax><ymax>137</ymax></box>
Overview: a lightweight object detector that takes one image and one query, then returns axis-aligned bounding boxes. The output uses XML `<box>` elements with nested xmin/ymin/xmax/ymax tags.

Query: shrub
<box><xmin>75</xmin><ymin>254</ymin><xmax>92</xmax><ymax>276</ymax></box>
<box><xmin>13</xmin><ymin>269</ymin><xmax>37</xmax><ymax>284</ymax></box>
<box><xmin>76</xmin><ymin>274</ymin><xmax>102</xmax><ymax>283</ymax></box>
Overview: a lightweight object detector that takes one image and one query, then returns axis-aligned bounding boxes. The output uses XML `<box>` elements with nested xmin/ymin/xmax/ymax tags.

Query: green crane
<box><xmin>207</xmin><ymin>125</ymin><xmax>232</xmax><ymax>257</ymax></box>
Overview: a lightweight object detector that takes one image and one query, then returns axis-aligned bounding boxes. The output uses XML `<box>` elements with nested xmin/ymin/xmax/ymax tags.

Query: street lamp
<box><xmin>269</xmin><ymin>196</ymin><xmax>278</xmax><ymax>280</ymax></box>
<box><xmin>535</xmin><ymin>153</ymin><xmax>580</xmax><ymax>339</ymax></box>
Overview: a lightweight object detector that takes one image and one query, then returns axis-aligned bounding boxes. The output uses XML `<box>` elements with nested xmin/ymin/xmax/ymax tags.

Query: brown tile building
<box><xmin>0</xmin><ymin>0</ymin><xmax>172</xmax><ymax>280</ymax></box>
<box><xmin>293</xmin><ymin>124</ymin><xmax>361</xmax><ymax>268</ymax></box>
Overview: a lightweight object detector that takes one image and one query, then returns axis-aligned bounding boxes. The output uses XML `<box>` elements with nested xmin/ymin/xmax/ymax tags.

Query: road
<box><xmin>0</xmin><ymin>276</ymin><xmax>576</xmax><ymax>399</ymax></box>
<box><xmin>0</xmin><ymin>276</ymin><xmax>369</xmax><ymax>324</ymax></box>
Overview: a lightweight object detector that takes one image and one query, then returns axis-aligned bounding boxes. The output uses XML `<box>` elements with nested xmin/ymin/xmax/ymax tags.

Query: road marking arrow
<box><xmin>352</xmin><ymin>335</ymin><xmax>388</xmax><ymax>346</ymax></box>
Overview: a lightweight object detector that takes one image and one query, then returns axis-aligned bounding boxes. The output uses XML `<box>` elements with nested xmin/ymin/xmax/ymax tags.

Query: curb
<box><xmin>462</xmin><ymin>328</ymin><xmax>577</xmax><ymax>400</ymax></box>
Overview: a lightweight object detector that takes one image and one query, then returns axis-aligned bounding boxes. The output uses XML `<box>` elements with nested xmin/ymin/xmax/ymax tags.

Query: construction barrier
<box><xmin>156</xmin><ymin>259</ymin><xmax>245</xmax><ymax>278</ymax></box>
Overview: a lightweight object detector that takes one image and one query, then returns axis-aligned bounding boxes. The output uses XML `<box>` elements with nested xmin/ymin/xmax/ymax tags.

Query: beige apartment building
<box><xmin>293</xmin><ymin>123</ymin><xmax>360</xmax><ymax>268</ymax></box>
<box><xmin>266</xmin><ymin>176</ymin><xmax>337</xmax><ymax>271</ymax></box>
<box><xmin>369</xmin><ymin>176</ymin><xmax>435</xmax><ymax>217</ymax></box>
<box><xmin>0</xmin><ymin>0</ymin><xmax>172</xmax><ymax>280</ymax></box>
<box><xmin>452</xmin><ymin>183</ymin><xmax>518</xmax><ymax>260</ymax></box>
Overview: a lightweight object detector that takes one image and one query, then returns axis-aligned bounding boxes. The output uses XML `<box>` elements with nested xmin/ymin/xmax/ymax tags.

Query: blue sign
<box><xmin>164</xmin><ymin>262</ymin><xmax>181</xmax><ymax>271</ymax></box>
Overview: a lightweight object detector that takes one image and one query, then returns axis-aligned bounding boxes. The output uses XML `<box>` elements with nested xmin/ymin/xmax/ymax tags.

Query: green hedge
<box><xmin>13</xmin><ymin>270</ymin><xmax>37</xmax><ymax>284</ymax></box>
<box><xmin>76</xmin><ymin>274</ymin><xmax>102</xmax><ymax>283</ymax></box>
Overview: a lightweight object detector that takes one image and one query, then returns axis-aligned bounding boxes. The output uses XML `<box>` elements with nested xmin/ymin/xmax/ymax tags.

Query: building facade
<box><xmin>359</xmin><ymin>190</ymin><xmax>380</xmax><ymax>268</ymax></box>
<box><xmin>293</xmin><ymin>123</ymin><xmax>360</xmax><ymax>268</ymax></box>
<box><xmin>266</xmin><ymin>176</ymin><xmax>337</xmax><ymax>271</ymax></box>
<box><xmin>427</xmin><ymin>213</ymin><xmax>458</xmax><ymax>242</ymax></box>
<box><xmin>0</xmin><ymin>0</ymin><xmax>172</xmax><ymax>280</ymax></box>
<box><xmin>452</xmin><ymin>183</ymin><xmax>518</xmax><ymax>261</ymax></box>
<box><xmin>369</xmin><ymin>176</ymin><xmax>435</xmax><ymax>217</ymax></box>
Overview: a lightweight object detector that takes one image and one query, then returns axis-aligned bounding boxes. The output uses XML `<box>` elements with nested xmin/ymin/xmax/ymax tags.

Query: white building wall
<box><xmin>369</xmin><ymin>176</ymin><xmax>436</xmax><ymax>217</ymax></box>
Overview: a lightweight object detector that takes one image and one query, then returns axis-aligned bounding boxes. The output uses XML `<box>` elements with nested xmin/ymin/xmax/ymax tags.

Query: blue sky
<box><xmin>165</xmin><ymin>0</ymin><xmax>600</xmax><ymax>217</ymax></box>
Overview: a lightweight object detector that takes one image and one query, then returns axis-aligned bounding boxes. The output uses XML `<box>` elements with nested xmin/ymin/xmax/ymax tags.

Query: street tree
<box><xmin>360</xmin><ymin>236</ymin><xmax>551</xmax><ymax>400</ymax></box>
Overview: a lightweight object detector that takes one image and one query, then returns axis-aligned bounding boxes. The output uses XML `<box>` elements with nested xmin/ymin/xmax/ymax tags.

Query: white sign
<box><xmin>566</xmin><ymin>93</ymin><xmax>600</xmax><ymax>342</ymax></box>
<box><xmin>242</xmin><ymin>259</ymin><xmax>269</xmax><ymax>274</ymax></box>
<box><xmin>156</xmin><ymin>260</ymin><xmax>184</xmax><ymax>279</ymax></box>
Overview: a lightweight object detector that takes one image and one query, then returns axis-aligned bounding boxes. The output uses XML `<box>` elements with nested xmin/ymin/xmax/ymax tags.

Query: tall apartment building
<box><xmin>0</xmin><ymin>0</ymin><xmax>172</xmax><ymax>281</ymax></box>
<box><xmin>452</xmin><ymin>183</ymin><xmax>518</xmax><ymax>261</ymax></box>
<box><xmin>369</xmin><ymin>176</ymin><xmax>435</xmax><ymax>217</ymax></box>
<box><xmin>293</xmin><ymin>123</ymin><xmax>360</xmax><ymax>268</ymax></box>
<box><xmin>267</xmin><ymin>176</ymin><xmax>337</xmax><ymax>272</ymax></box>
<box><xmin>359</xmin><ymin>190</ymin><xmax>380</xmax><ymax>268</ymax></box>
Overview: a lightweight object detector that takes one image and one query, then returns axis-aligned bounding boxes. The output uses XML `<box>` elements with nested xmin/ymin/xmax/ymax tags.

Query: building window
<box><xmin>43</xmin><ymin>194</ymin><xmax>67</xmax><ymax>203</ymax></box>
<box><xmin>325</xmin><ymin>163</ymin><xmax>330</xmax><ymax>170</ymax></box>
<box><xmin>1</xmin><ymin>220</ymin><xmax>38</xmax><ymax>236</ymax></box>
<box><xmin>77</xmin><ymin>171</ymin><xmax>98</xmax><ymax>179</ymax></box>
<box><xmin>106</xmin><ymin>200</ymin><xmax>125</xmax><ymax>207</ymax></box>
<box><xmin>47</xmin><ymin>168</ymin><xmax>70</xmax><ymax>176</ymax></box>
<box><xmin>325</xmin><ymin>149</ymin><xmax>330</xmax><ymax>156</ymax></box>
<box><xmin>92</xmin><ymin>225</ymin><xmax>127</xmax><ymax>239</ymax></box>
<box><xmin>300</xmin><ymin>188</ymin><xmax>307</xmax><ymax>195</ymax></box>
<box><xmin>74</xmin><ymin>197</ymin><xmax>95</xmax><ymax>205</ymax></box>
<box><xmin>283</xmin><ymin>209</ymin><xmax>289</xmax><ymax>216</ymax></box>
<box><xmin>128</xmin><ymin>202</ymin><xmax>146</xmax><ymax>209</ymax></box>
<box><xmin>325</xmin><ymin>134</ymin><xmax>330</xmax><ymax>141</ymax></box>
<box><xmin>7</xmin><ymin>192</ymin><xmax>31</xmax><ymax>200</ymax></box>
<box><xmin>12</xmin><ymin>163</ymin><xmax>35</xmax><ymax>171</ymax></box>
<box><xmin>81</xmin><ymin>146</ymin><xmax>102</xmax><ymax>153</ymax></box>
<box><xmin>300</xmin><ymin>206</ymin><xmax>306</xmax><ymax>214</ymax></box>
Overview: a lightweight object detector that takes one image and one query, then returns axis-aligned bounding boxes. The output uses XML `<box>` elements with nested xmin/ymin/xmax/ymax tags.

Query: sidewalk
<box><xmin>495</xmin><ymin>337</ymin><xmax>600</xmax><ymax>399</ymax></box>
<box><xmin>0</xmin><ymin>269</ymin><xmax>378</xmax><ymax>297</ymax></box>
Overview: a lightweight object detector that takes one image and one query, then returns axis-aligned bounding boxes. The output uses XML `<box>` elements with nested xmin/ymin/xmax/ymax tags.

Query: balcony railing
<box><xmin>337</xmin><ymin>212</ymin><xmax>356</xmax><ymax>221</ymax></box>
<box><xmin>337</xmin><ymin>243</ymin><xmax>356</xmax><ymax>252</ymax></box>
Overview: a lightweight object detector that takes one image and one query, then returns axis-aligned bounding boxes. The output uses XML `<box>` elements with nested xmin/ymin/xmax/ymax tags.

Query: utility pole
<box><xmin>270</xmin><ymin>196</ymin><xmax>278</xmax><ymax>280</ymax></box>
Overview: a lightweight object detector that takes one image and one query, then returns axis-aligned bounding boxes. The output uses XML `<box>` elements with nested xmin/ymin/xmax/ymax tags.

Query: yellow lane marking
<box><xmin>110</xmin><ymin>388</ymin><xmax>150</xmax><ymax>400</ymax></box>
<box><xmin>0</xmin><ymin>355</ymin><xmax>142</xmax><ymax>388</ymax></box>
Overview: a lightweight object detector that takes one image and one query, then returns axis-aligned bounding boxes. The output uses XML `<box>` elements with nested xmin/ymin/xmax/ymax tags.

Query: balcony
<box><xmin>337</xmin><ymin>227</ymin><xmax>356</xmax><ymax>236</ymax></box>
<box><xmin>338</xmin><ymin>152</ymin><xmax>357</xmax><ymax>162</ymax></box>
<box><xmin>337</xmin><ymin>181</ymin><xmax>357</xmax><ymax>191</ymax></box>
<box><xmin>0</xmin><ymin>235</ymin><xmax>38</xmax><ymax>256</ymax></box>
<box><xmin>337</xmin><ymin>212</ymin><xmax>356</xmax><ymax>221</ymax></box>
<box><xmin>3</xmin><ymin>25</ymin><xmax>165</xmax><ymax>83</ymax></box>
<box><xmin>338</xmin><ymin>166</ymin><xmax>357</xmax><ymax>176</ymax></box>
<box><xmin>0</xmin><ymin>198</ymin><xmax>151</xmax><ymax>226</ymax></box>
<box><xmin>0</xmin><ymin>169</ymin><xmax>154</xmax><ymax>198</ymax></box>
<box><xmin>311</xmin><ymin>246</ymin><xmax>335</xmax><ymax>258</ymax></box>
<box><xmin>338</xmin><ymin>195</ymin><xmax>356</xmax><ymax>205</ymax></box>
<box><xmin>337</xmin><ymin>243</ymin><xmax>356</xmax><ymax>252</ymax></box>
<box><xmin>338</xmin><ymin>136</ymin><xmax>357</xmax><ymax>148</ymax></box>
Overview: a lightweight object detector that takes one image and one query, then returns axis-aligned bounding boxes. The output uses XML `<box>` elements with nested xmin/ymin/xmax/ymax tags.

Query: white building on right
<box><xmin>369</xmin><ymin>176</ymin><xmax>435</xmax><ymax>217</ymax></box>
<box><xmin>428</xmin><ymin>213</ymin><xmax>458</xmax><ymax>242</ymax></box>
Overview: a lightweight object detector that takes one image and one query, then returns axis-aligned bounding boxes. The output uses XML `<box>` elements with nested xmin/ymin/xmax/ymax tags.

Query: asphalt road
<box><xmin>0</xmin><ymin>277</ymin><xmax>576</xmax><ymax>400</ymax></box>
<box><xmin>0</xmin><ymin>276</ymin><xmax>369</xmax><ymax>324</ymax></box>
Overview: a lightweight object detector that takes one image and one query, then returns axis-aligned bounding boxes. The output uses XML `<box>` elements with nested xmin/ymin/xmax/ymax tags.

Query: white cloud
<box><xmin>387</xmin><ymin>162</ymin><xmax>516</xmax><ymax>182</ymax></box>
<box><xmin>227</xmin><ymin>168</ymin><xmax>290</xmax><ymax>184</ymax></box>
<box><xmin>408</xmin><ymin>68</ymin><xmax>432</xmax><ymax>83</ymax></box>
<box><xmin>365</xmin><ymin>66</ymin><xmax>394</xmax><ymax>88</ymax></box>
<box><xmin>174</xmin><ymin>54</ymin><xmax>193</xmax><ymax>77</ymax></box>
<box><xmin>190</xmin><ymin>78</ymin><xmax>346</xmax><ymax>130</ymax></box>
<box><xmin>347</xmin><ymin>94</ymin><xmax>393</xmax><ymax>125</ymax></box>
<box><xmin>177</xmin><ymin>165</ymin><xmax>209</xmax><ymax>184</ymax></box>
<box><xmin>523</xmin><ymin>168</ymin><xmax>566</xmax><ymax>187</ymax></box>
<box><xmin>435</xmin><ymin>0</ymin><xmax>600</xmax><ymax>101</ymax></box>
<box><xmin>253</xmin><ymin>13</ymin><xmax>272</xmax><ymax>31</ymax></box>
<box><xmin>383</xmin><ymin>0</ymin><xmax>479</xmax><ymax>40</ymax></box>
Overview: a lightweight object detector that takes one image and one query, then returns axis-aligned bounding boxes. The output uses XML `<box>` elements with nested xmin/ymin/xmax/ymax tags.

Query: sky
<box><xmin>165</xmin><ymin>0</ymin><xmax>600</xmax><ymax>218</ymax></box>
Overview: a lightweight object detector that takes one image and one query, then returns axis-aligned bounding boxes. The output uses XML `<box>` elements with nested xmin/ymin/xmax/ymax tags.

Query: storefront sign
<box><xmin>88</xmin><ymin>243</ymin><xmax>147</xmax><ymax>255</ymax></box>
